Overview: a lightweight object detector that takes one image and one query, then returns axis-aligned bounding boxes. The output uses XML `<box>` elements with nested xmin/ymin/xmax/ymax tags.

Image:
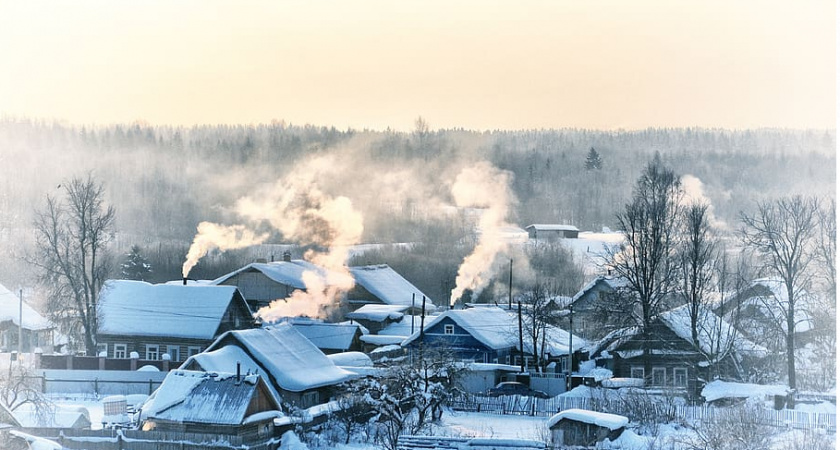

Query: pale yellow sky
<box><xmin>0</xmin><ymin>0</ymin><xmax>835</xmax><ymax>130</ymax></box>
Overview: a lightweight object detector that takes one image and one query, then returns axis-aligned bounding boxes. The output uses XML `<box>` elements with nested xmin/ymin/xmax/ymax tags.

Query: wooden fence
<box><xmin>450</xmin><ymin>394</ymin><xmax>836</xmax><ymax>433</ymax></box>
<box><xmin>17</xmin><ymin>428</ymin><xmax>280</xmax><ymax>450</ymax></box>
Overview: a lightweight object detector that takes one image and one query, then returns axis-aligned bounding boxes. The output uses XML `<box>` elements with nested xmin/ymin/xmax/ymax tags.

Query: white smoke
<box><xmin>182</xmin><ymin>222</ymin><xmax>269</xmax><ymax>278</ymax></box>
<box><xmin>680</xmin><ymin>174</ymin><xmax>726</xmax><ymax>229</ymax></box>
<box><xmin>449</xmin><ymin>162</ymin><xmax>518</xmax><ymax>306</ymax></box>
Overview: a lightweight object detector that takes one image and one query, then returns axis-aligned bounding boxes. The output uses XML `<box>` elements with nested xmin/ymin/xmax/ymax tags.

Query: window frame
<box><xmin>652</xmin><ymin>367</ymin><xmax>666</xmax><ymax>386</ymax></box>
<box><xmin>443</xmin><ymin>324</ymin><xmax>455</xmax><ymax>335</ymax></box>
<box><xmin>187</xmin><ymin>346</ymin><xmax>202</xmax><ymax>358</ymax></box>
<box><xmin>630</xmin><ymin>366</ymin><xmax>645</xmax><ymax>380</ymax></box>
<box><xmin>114</xmin><ymin>344</ymin><xmax>127</xmax><ymax>359</ymax></box>
<box><xmin>166</xmin><ymin>345</ymin><xmax>180</xmax><ymax>362</ymax></box>
<box><xmin>146</xmin><ymin>344</ymin><xmax>160</xmax><ymax>361</ymax></box>
<box><xmin>673</xmin><ymin>368</ymin><xmax>688</xmax><ymax>387</ymax></box>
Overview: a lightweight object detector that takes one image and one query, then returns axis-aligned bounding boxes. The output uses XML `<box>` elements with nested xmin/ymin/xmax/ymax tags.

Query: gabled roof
<box><xmin>288</xmin><ymin>320</ymin><xmax>363</xmax><ymax>351</ymax></box>
<box><xmin>547</xmin><ymin>408</ymin><xmax>628</xmax><ymax>430</ymax></box>
<box><xmin>658</xmin><ymin>304</ymin><xmax>767</xmax><ymax>358</ymax></box>
<box><xmin>349</xmin><ymin>264</ymin><xmax>433</xmax><ymax>307</ymax></box>
<box><xmin>203</xmin><ymin>323</ymin><xmax>357</xmax><ymax>392</ymax></box>
<box><xmin>402</xmin><ymin>306</ymin><xmax>587</xmax><ymax>354</ymax></box>
<box><xmin>525</xmin><ymin>224</ymin><xmax>580</xmax><ymax>232</ymax></box>
<box><xmin>97</xmin><ymin>280</ymin><xmax>251</xmax><ymax>339</ymax></box>
<box><xmin>140</xmin><ymin>370</ymin><xmax>280</xmax><ymax>425</ymax></box>
<box><xmin>722</xmin><ymin>278</ymin><xmax>814</xmax><ymax>333</ymax></box>
<box><xmin>212</xmin><ymin>260</ymin><xmax>351</xmax><ymax>290</ymax></box>
<box><xmin>0</xmin><ymin>283</ymin><xmax>53</xmax><ymax>331</ymax></box>
<box><xmin>570</xmin><ymin>276</ymin><xmax>631</xmax><ymax>304</ymax></box>
<box><xmin>183</xmin><ymin>345</ymin><xmax>282</xmax><ymax>403</ymax></box>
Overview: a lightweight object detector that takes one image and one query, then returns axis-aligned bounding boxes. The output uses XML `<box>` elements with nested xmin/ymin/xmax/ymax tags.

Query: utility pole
<box><xmin>508</xmin><ymin>259</ymin><xmax>513</xmax><ymax>309</ymax></box>
<box><xmin>411</xmin><ymin>293</ymin><xmax>416</xmax><ymax>335</ymax></box>
<box><xmin>419</xmin><ymin>295</ymin><xmax>426</xmax><ymax>362</ymax></box>
<box><xmin>567</xmin><ymin>304</ymin><xmax>573</xmax><ymax>391</ymax></box>
<box><xmin>518</xmin><ymin>301</ymin><xmax>524</xmax><ymax>373</ymax></box>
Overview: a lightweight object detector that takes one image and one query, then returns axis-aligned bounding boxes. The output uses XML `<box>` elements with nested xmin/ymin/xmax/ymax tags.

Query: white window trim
<box><xmin>146</xmin><ymin>344</ymin><xmax>160</xmax><ymax>361</ymax></box>
<box><xmin>167</xmin><ymin>345</ymin><xmax>180</xmax><ymax>362</ymax></box>
<box><xmin>187</xmin><ymin>346</ymin><xmax>201</xmax><ymax>357</ymax></box>
<box><xmin>630</xmin><ymin>366</ymin><xmax>645</xmax><ymax>379</ymax></box>
<box><xmin>444</xmin><ymin>324</ymin><xmax>455</xmax><ymax>335</ymax></box>
<box><xmin>674</xmin><ymin>368</ymin><xmax>688</xmax><ymax>387</ymax></box>
<box><xmin>114</xmin><ymin>344</ymin><xmax>127</xmax><ymax>359</ymax></box>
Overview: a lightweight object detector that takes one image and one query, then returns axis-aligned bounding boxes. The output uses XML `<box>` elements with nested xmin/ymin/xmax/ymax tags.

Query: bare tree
<box><xmin>32</xmin><ymin>174</ymin><xmax>115</xmax><ymax>356</ymax></box>
<box><xmin>678</xmin><ymin>202</ymin><xmax>718</xmax><ymax>350</ymax></box>
<box><xmin>519</xmin><ymin>281</ymin><xmax>562</xmax><ymax>372</ymax></box>
<box><xmin>611</xmin><ymin>157</ymin><xmax>682</xmax><ymax>381</ymax></box>
<box><xmin>740</xmin><ymin>195</ymin><xmax>819</xmax><ymax>392</ymax></box>
<box><xmin>815</xmin><ymin>197</ymin><xmax>836</xmax><ymax>298</ymax></box>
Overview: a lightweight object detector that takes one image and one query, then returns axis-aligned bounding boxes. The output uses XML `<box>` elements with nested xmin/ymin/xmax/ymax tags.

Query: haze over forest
<box><xmin>0</xmin><ymin>120</ymin><xmax>834</xmax><ymax>304</ymax></box>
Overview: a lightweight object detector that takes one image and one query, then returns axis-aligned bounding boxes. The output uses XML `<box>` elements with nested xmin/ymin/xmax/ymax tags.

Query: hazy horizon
<box><xmin>0</xmin><ymin>0</ymin><xmax>835</xmax><ymax>131</ymax></box>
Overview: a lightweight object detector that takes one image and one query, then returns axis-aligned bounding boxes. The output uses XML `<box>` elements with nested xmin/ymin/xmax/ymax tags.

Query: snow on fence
<box><xmin>17</xmin><ymin>428</ymin><xmax>279</xmax><ymax>450</ymax></box>
<box><xmin>450</xmin><ymin>394</ymin><xmax>836</xmax><ymax>433</ymax></box>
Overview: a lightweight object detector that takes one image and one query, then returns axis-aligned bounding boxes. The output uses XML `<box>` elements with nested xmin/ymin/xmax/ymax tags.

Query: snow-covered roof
<box><xmin>212</xmin><ymin>260</ymin><xmax>351</xmax><ymax>290</ymax></box>
<box><xmin>345</xmin><ymin>304</ymin><xmax>408</xmax><ymax>322</ymax></box>
<box><xmin>326</xmin><ymin>351</ymin><xmax>373</xmax><ymax>368</ymax></box>
<box><xmin>547</xmin><ymin>408</ymin><xmax>628</xmax><ymax>430</ymax></box>
<box><xmin>570</xmin><ymin>276</ymin><xmax>631</xmax><ymax>304</ymax></box>
<box><xmin>525</xmin><ymin>224</ymin><xmax>580</xmax><ymax>232</ymax></box>
<box><xmin>659</xmin><ymin>304</ymin><xmax>767</xmax><ymax>359</ymax></box>
<box><xmin>733</xmin><ymin>278</ymin><xmax>815</xmax><ymax>333</ymax></box>
<box><xmin>140</xmin><ymin>370</ymin><xmax>278</xmax><ymax>425</ymax></box>
<box><xmin>360</xmin><ymin>334</ymin><xmax>406</xmax><ymax>346</ymax></box>
<box><xmin>288</xmin><ymin>321</ymin><xmax>362</xmax><ymax>351</ymax></box>
<box><xmin>183</xmin><ymin>344</ymin><xmax>282</xmax><ymax>403</ymax></box>
<box><xmin>349</xmin><ymin>264</ymin><xmax>433</xmax><ymax>307</ymax></box>
<box><xmin>379</xmin><ymin>314</ymin><xmax>424</xmax><ymax>337</ymax></box>
<box><xmin>97</xmin><ymin>280</ymin><xmax>250</xmax><ymax>339</ymax></box>
<box><xmin>701</xmin><ymin>380</ymin><xmax>789</xmax><ymax>402</ymax></box>
<box><xmin>403</xmin><ymin>307</ymin><xmax>587</xmax><ymax>353</ymax></box>
<box><xmin>0</xmin><ymin>283</ymin><xmax>53</xmax><ymax>331</ymax></box>
<box><xmin>204</xmin><ymin>323</ymin><xmax>357</xmax><ymax>392</ymax></box>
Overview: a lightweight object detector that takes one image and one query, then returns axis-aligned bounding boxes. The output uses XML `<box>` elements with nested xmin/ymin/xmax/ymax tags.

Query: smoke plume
<box><xmin>449</xmin><ymin>162</ymin><xmax>517</xmax><ymax>306</ymax></box>
<box><xmin>182</xmin><ymin>222</ymin><xmax>269</xmax><ymax>278</ymax></box>
<box><xmin>235</xmin><ymin>155</ymin><xmax>364</xmax><ymax>320</ymax></box>
<box><xmin>680</xmin><ymin>174</ymin><xmax>726</xmax><ymax>229</ymax></box>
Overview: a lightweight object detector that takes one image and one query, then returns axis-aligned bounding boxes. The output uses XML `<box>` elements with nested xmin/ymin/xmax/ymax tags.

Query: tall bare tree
<box><xmin>740</xmin><ymin>195</ymin><xmax>819</xmax><ymax>392</ymax></box>
<box><xmin>32</xmin><ymin>174</ymin><xmax>115</xmax><ymax>356</ymax></box>
<box><xmin>678</xmin><ymin>202</ymin><xmax>717</xmax><ymax>350</ymax></box>
<box><xmin>611</xmin><ymin>157</ymin><xmax>682</xmax><ymax>381</ymax></box>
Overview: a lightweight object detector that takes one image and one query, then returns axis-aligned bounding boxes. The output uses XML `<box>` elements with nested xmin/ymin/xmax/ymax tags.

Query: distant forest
<box><xmin>0</xmin><ymin>119</ymin><xmax>834</xmax><ymax>302</ymax></box>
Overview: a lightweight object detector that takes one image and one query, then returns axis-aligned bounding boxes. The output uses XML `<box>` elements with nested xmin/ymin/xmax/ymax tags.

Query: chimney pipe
<box><xmin>182</xmin><ymin>277</ymin><xmax>187</xmax><ymax>286</ymax></box>
<box><xmin>283</xmin><ymin>250</ymin><xmax>291</xmax><ymax>262</ymax></box>
<box><xmin>236</xmin><ymin>361</ymin><xmax>241</xmax><ymax>382</ymax></box>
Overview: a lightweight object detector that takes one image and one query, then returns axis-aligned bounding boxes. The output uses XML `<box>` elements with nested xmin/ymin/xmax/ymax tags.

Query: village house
<box><xmin>139</xmin><ymin>369</ymin><xmax>282</xmax><ymax>442</ymax></box>
<box><xmin>0</xmin><ymin>283</ymin><xmax>54</xmax><ymax>354</ymax></box>
<box><xmin>547</xmin><ymin>408</ymin><xmax>628</xmax><ymax>448</ymax></box>
<box><xmin>346</xmin><ymin>304</ymin><xmax>409</xmax><ymax>334</ymax></box>
<box><xmin>591</xmin><ymin>303</ymin><xmax>766</xmax><ymax>397</ymax></box>
<box><xmin>96</xmin><ymin>280</ymin><xmax>255</xmax><ymax>364</ymax></box>
<box><xmin>286</xmin><ymin>318</ymin><xmax>366</xmax><ymax>354</ymax></box>
<box><xmin>181</xmin><ymin>323</ymin><xmax>358</xmax><ymax>408</ymax></box>
<box><xmin>525</xmin><ymin>224</ymin><xmax>580</xmax><ymax>240</ymax></box>
<box><xmin>714</xmin><ymin>277</ymin><xmax>815</xmax><ymax>355</ymax></box>
<box><xmin>346</xmin><ymin>264</ymin><xmax>434</xmax><ymax>313</ymax></box>
<box><xmin>401</xmin><ymin>306</ymin><xmax>588</xmax><ymax>373</ymax></box>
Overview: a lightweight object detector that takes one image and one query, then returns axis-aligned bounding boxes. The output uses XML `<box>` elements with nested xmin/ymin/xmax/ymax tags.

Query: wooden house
<box><xmin>547</xmin><ymin>409</ymin><xmax>627</xmax><ymax>448</ymax></box>
<box><xmin>525</xmin><ymin>224</ymin><xmax>580</xmax><ymax>240</ymax></box>
<box><xmin>139</xmin><ymin>370</ymin><xmax>281</xmax><ymax>441</ymax></box>
<box><xmin>182</xmin><ymin>323</ymin><xmax>357</xmax><ymax>408</ymax></box>
<box><xmin>96</xmin><ymin>280</ymin><xmax>255</xmax><ymax>364</ymax></box>
<box><xmin>402</xmin><ymin>306</ymin><xmax>587</xmax><ymax>372</ymax></box>
<box><xmin>592</xmin><ymin>304</ymin><xmax>766</xmax><ymax>397</ymax></box>
<box><xmin>563</xmin><ymin>276</ymin><xmax>633</xmax><ymax>341</ymax></box>
<box><xmin>346</xmin><ymin>304</ymin><xmax>409</xmax><ymax>334</ymax></box>
<box><xmin>0</xmin><ymin>283</ymin><xmax>54</xmax><ymax>353</ymax></box>
<box><xmin>287</xmin><ymin>319</ymin><xmax>365</xmax><ymax>354</ymax></box>
<box><xmin>346</xmin><ymin>264</ymin><xmax>434</xmax><ymax>313</ymax></box>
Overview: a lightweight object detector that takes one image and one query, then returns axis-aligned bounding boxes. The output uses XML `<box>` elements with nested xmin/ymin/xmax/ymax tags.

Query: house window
<box><xmin>652</xmin><ymin>367</ymin><xmax>666</xmax><ymax>386</ymax></box>
<box><xmin>167</xmin><ymin>345</ymin><xmax>180</xmax><ymax>362</ymax></box>
<box><xmin>630</xmin><ymin>366</ymin><xmax>644</xmax><ymax>380</ymax></box>
<box><xmin>146</xmin><ymin>344</ymin><xmax>160</xmax><ymax>361</ymax></box>
<box><xmin>96</xmin><ymin>343</ymin><xmax>107</xmax><ymax>357</ymax></box>
<box><xmin>560</xmin><ymin>356</ymin><xmax>569</xmax><ymax>373</ymax></box>
<box><xmin>674</xmin><ymin>368</ymin><xmax>688</xmax><ymax>387</ymax></box>
<box><xmin>114</xmin><ymin>344</ymin><xmax>127</xmax><ymax>359</ymax></box>
<box><xmin>444</xmin><ymin>324</ymin><xmax>455</xmax><ymax>335</ymax></box>
<box><xmin>187</xmin><ymin>346</ymin><xmax>201</xmax><ymax>358</ymax></box>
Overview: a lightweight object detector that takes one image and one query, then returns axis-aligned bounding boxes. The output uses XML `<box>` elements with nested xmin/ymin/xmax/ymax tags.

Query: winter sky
<box><xmin>0</xmin><ymin>0</ymin><xmax>835</xmax><ymax>131</ymax></box>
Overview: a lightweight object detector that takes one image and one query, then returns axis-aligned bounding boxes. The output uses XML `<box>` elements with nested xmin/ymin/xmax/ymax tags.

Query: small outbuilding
<box><xmin>547</xmin><ymin>408</ymin><xmax>628</xmax><ymax>448</ymax></box>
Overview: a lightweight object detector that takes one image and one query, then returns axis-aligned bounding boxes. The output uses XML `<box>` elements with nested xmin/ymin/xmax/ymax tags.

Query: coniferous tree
<box><xmin>585</xmin><ymin>146</ymin><xmax>603</xmax><ymax>170</ymax></box>
<box><xmin>121</xmin><ymin>244</ymin><xmax>152</xmax><ymax>281</ymax></box>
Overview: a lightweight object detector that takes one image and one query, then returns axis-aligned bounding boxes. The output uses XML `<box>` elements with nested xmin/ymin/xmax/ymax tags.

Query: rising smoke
<box><xmin>448</xmin><ymin>162</ymin><xmax>518</xmax><ymax>306</ymax></box>
<box><xmin>680</xmin><ymin>174</ymin><xmax>726</xmax><ymax>229</ymax></box>
<box><xmin>182</xmin><ymin>222</ymin><xmax>269</xmax><ymax>278</ymax></box>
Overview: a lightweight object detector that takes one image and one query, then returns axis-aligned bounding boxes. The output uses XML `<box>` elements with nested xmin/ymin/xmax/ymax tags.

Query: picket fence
<box><xmin>16</xmin><ymin>428</ymin><xmax>279</xmax><ymax>450</ymax></box>
<box><xmin>450</xmin><ymin>394</ymin><xmax>836</xmax><ymax>433</ymax></box>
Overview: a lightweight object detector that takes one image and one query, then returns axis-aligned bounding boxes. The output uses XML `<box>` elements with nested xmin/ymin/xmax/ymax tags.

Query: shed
<box><xmin>547</xmin><ymin>408</ymin><xmax>627</xmax><ymax>447</ymax></box>
<box><xmin>525</xmin><ymin>224</ymin><xmax>580</xmax><ymax>240</ymax></box>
